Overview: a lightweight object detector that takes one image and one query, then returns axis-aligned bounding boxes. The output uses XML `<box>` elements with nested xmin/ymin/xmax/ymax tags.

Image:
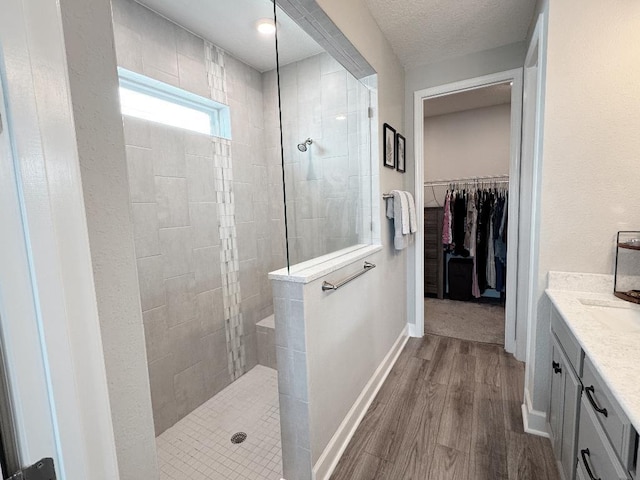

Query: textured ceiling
<box><xmin>136</xmin><ymin>0</ymin><xmax>323</xmax><ymax>72</ymax></box>
<box><xmin>364</xmin><ymin>0</ymin><xmax>537</xmax><ymax>67</ymax></box>
<box><xmin>424</xmin><ymin>82</ymin><xmax>511</xmax><ymax>117</ymax></box>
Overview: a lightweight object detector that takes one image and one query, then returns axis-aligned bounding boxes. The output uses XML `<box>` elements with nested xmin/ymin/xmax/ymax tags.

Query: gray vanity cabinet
<box><xmin>549</xmin><ymin>303</ymin><xmax>639</xmax><ymax>480</ymax></box>
<box><xmin>549</xmin><ymin>330</ymin><xmax>582</xmax><ymax>480</ymax></box>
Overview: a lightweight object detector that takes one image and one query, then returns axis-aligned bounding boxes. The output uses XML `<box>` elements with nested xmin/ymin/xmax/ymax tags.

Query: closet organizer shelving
<box><xmin>424</xmin><ymin>174</ymin><xmax>509</xmax><ymax>302</ymax></box>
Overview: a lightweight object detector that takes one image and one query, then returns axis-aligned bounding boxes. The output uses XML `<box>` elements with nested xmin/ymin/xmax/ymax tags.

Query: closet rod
<box><xmin>424</xmin><ymin>174</ymin><xmax>509</xmax><ymax>188</ymax></box>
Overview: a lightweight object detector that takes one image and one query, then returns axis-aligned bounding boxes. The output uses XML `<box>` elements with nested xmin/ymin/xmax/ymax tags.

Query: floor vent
<box><xmin>230</xmin><ymin>432</ymin><xmax>247</xmax><ymax>444</ymax></box>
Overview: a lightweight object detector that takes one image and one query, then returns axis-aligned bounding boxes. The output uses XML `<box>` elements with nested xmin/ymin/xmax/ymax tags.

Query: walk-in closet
<box><xmin>423</xmin><ymin>82</ymin><xmax>513</xmax><ymax>345</ymax></box>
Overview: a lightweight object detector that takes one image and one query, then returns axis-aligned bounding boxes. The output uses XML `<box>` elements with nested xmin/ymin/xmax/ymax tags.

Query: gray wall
<box><xmin>112</xmin><ymin>0</ymin><xmax>283</xmax><ymax>434</ymax></box>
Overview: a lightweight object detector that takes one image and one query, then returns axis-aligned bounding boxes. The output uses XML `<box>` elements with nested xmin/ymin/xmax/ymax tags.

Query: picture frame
<box><xmin>383</xmin><ymin>123</ymin><xmax>396</xmax><ymax>168</ymax></box>
<box><xmin>395</xmin><ymin>133</ymin><xmax>406</xmax><ymax>173</ymax></box>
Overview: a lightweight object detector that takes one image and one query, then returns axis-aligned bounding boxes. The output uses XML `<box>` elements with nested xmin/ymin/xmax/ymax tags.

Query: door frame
<box><xmin>521</xmin><ymin>12</ymin><xmax>549</xmax><ymax>436</ymax></box>
<box><xmin>412</xmin><ymin>68</ymin><xmax>524</xmax><ymax>359</ymax></box>
<box><xmin>0</xmin><ymin>0</ymin><xmax>121</xmax><ymax>477</ymax></box>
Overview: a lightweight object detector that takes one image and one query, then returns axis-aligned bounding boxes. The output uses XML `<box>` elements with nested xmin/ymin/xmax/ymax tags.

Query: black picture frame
<box><xmin>396</xmin><ymin>133</ymin><xmax>406</xmax><ymax>173</ymax></box>
<box><xmin>383</xmin><ymin>123</ymin><xmax>396</xmax><ymax>168</ymax></box>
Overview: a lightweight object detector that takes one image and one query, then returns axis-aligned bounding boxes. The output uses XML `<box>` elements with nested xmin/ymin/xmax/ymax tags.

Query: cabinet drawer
<box><xmin>577</xmin><ymin>396</ymin><xmax>630</xmax><ymax>480</ymax></box>
<box><xmin>552</xmin><ymin>310</ymin><xmax>583</xmax><ymax>375</ymax></box>
<box><xmin>583</xmin><ymin>356</ymin><xmax>636</xmax><ymax>469</ymax></box>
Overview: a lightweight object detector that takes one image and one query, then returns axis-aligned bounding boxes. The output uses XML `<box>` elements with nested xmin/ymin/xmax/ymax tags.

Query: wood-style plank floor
<box><xmin>330</xmin><ymin>335</ymin><xmax>559</xmax><ymax>480</ymax></box>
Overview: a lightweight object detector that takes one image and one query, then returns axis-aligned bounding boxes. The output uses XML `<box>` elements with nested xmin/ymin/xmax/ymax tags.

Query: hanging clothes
<box><xmin>453</xmin><ymin>192</ymin><xmax>469</xmax><ymax>256</ymax></box>
<box><xmin>436</xmin><ymin>180</ymin><xmax>508</xmax><ymax>300</ymax></box>
<box><xmin>467</xmin><ymin>191</ymin><xmax>481</xmax><ymax>298</ymax></box>
<box><xmin>486</xmin><ymin>192</ymin><xmax>497</xmax><ymax>289</ymax></box>
<box><xmin>442</xmin><ymin>191</ymin><xmax>452</xmax><ymax>246</ymax></box>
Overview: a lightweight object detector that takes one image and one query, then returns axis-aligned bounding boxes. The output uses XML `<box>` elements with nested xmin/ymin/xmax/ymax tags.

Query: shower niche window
<box><xmin>118</xmin><ymin>68</ymin><xmax>231</xmax><ymax>137</ymax></box>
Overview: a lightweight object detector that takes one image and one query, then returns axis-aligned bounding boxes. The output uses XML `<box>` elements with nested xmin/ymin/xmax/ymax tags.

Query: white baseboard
<box><xmin>312</xmin><ymin>326</ymin><xmax>409</xmax><ymax>480</ymax></box>
<box><xmin>522</xmin><ymin>388</ymin><xmax>550</xmax><ymax>438</ymax></box>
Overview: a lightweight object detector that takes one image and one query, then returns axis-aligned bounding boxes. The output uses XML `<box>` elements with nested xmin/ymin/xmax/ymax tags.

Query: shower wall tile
<box><xmin>239</xmin><ymin>259</ymin><xmax>260</xmax><ymax>300</ymax></box>
<box><xmin>112</xmin><ymin>23</ymin><xmax>143</xmax><ymax>73</ymax></box>
<box><xmin>165</xmin><ymin>273</ymin><xmax>196</xmax><ymax>328</ymax></box>
<box><xmin>142</xmin><ymin>306</ymin><xmax>170</xmax><ymax>364</ymax></box>
<box><xmin>186</xmin><ymin>155</ymin><xmax>216</xmax><ymax>202</ymax></box>
<box><xmin>176</xmin><ymin>27</ymin><xmax>204</xmax><ymax>60</ymax></box>
<box><xmin>188</xmin><ymin>202</ymin><xmax>219</xmax><ymax>248</ymax></box>
<box><xmin>155</xmin><ymin>177</ymin><xmax>189</xmax><ymax>228</ymax></box>
<box><xmin>147</xmin><ymin>354</ymin><xmax>177</xmax><ymax>436</ymax></box>
<box><xmin>152</xmin><ymin>127</ymin><xmax>186</xmax><ymax>177</ymax></box>
<box><xmin>137</xmin><ymin>255</ymin><xmax>166</xmax><ymax>311</ymax></box>
<box><xmin>321</xmin><ymin>71</ymin><xmax>347</xmax><ymax>116</ymax></box>
<box><xmin>193</xmin><ymin>246</ymin><xmax>222</xmax><ymax>293</ymax></box>
<box><xmin>174</xmin><ymin>361</ymin><xmax>206</xmax><ymax>419</ymax></box>
<box><xmin>123</xmin><ymin>116</ymin><xmax>151</xmax><ymax>148</ymax></box>
<box><xmin>204</xmin><ymin>368</ymin><xmax>232</xmax><ymax>400</ymax></box>
<box><xmin>170</xmin><ymin>318</ymin><xmax>202</xmax><ymax>373</ymax></box>
<box><xmin>159</xmin><ymin>226</ymin><xmax>193</xmax><ymax>278</ymax></box>
<box><xmin>200</xmin><ymin>330</ymin><xmax>228</xmax><ymax>377</ymax></box>
<box><xmin>244</xmin><ymin>333</ymin><xmax>258</xmax><ymax>371</ymax></box>
<box><xmin>233</xmin><ymin>182</ymin><xmax>255</xmax><ymax>223</ymax></box>
<box><xmin>197</xmin><ymin>288</ymin><xmax>225</xmax><ymax>336</ymax></box>
<box><xmin>235</xmin><ymin>222</ymin><xmax>258</xmax><ymax>262</ymax></box>
<box><xmin>178</xmin><ymin>54</ymin><xmax>209</xmax><ymax>98</ymax></box>
<box><xmin>131</xmin><ymin>202</ymin><xmax>161</xmax><ymax>258</ymax></box>
<box><xmin>184</xmin><ymin>132</ymin><xmax>213</xmax><ymax>157</ymax></box>
<box><xmin>126</xmin><ymin>146</ymin><xmax>156</xmax><ymax>202</ymax></box>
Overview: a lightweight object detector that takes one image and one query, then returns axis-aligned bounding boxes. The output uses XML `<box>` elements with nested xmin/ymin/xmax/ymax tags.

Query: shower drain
<box><xmin>230</xmin><ymin>432</ymin><xmax>247</xmax><ymax>444</ymax></box>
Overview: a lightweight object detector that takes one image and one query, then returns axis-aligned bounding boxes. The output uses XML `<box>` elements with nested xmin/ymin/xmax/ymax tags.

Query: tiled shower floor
<box><xmin>156</xmin><ymin>366</ymin><xmax>282</xmax><ymax>480</ymax></box>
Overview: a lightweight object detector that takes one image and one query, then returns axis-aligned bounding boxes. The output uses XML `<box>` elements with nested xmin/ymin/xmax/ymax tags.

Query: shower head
<box><xmin>297</xmin><ymin>138</ymin><xmax>313</xmax><ymax>152</ymax></box>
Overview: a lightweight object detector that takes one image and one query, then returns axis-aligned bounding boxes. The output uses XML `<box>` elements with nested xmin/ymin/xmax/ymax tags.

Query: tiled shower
<box><xmin>110</xmin><ymin>0</ymin><xmax>372</xmax><ymax>476</ymax></box>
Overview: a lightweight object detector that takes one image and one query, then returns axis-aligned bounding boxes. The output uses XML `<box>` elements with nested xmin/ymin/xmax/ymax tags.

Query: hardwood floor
<box><xmin>330</xmin><ymin>335</ymin><xmax>559</xmax><ymax>480</ymax></box>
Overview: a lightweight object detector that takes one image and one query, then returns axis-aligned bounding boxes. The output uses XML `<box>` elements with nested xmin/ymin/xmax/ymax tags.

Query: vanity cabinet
<box><xmin>549</xmin><ymin>312</ymin><xmax>582</xmax><ymax>480</ymax></box>
<box><xmin>549</xmin><ymin>304</ymin><xmax>639</xmax><ymax>480</ymax></box>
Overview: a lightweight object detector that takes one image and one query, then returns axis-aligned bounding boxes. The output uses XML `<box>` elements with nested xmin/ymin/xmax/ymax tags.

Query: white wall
<box><xmin>529</xmin><ymin>0</ymin><xmax>640</xmax><ymax>415</ymax></box>
<box><xmin>424</xmin><ymin>103</ymin><xmax>511</xmax><ymax>182</ymax></box>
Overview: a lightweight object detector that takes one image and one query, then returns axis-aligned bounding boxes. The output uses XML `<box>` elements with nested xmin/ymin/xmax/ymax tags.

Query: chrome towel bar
<box><xmin>321</xmin><ymin>261</ymin><xmax>376</xmax><ymax>291</ymax></box>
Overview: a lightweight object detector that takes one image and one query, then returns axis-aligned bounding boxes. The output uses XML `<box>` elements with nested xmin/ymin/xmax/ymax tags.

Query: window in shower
<box><xmin>117</xmin><ymin>67</ymin><xmax>231</xmax><ymax>138</ymax></box>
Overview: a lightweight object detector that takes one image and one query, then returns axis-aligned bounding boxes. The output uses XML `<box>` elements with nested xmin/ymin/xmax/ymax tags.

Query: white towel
<box><xmin>403</xmin><ymin>191</ymin><xmax>418</xmax><ymax>233</ymax></box>
<box><xmin>386</xmin><ymin>190</ymin><xmax>410</xmax><ymax>250</ymax></box>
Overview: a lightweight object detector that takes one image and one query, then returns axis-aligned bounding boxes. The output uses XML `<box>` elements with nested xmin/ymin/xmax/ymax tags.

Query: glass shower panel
<box><xmin>274</xmin><ymin>5</ymin><xmax>373</xmax><ymax>270</ymax></box>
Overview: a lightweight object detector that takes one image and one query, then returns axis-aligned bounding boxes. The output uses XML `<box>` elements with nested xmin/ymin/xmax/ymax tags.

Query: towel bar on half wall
<box><xmin>382</xmin><ymin>193</ymin><xmax>394</xmax><ymax>199</ymax></box>
<box><xmin>321</xmin><ymin>261</ymin><xmax>376</xmax><ymax>291</ymax></box>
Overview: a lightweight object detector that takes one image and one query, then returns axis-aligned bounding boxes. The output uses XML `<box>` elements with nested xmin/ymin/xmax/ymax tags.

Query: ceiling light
<box><xmin>336</xmin><ymin>114</ymin><xmax>347</xmax><ymax>121</ymax></box>
<box><xmin>256</xmin><ymin>19</ymin><xmax>276</xmax><ymax>35</ymax></box>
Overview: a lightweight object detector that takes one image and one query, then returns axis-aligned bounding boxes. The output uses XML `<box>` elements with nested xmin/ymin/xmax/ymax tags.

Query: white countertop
<box><xmin>546</xmin><ymin>280</ymin><xmax>640</xmax><ymax>431</ymax></box>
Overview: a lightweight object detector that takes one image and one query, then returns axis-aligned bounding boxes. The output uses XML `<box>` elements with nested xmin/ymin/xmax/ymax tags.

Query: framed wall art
<box><xmin>383</xmin><ymin>123</ymin><xmax>396</xmax><ymax>168</ymax></box>
<box><xmin>396</xmin><ymin>133</ymin><xmax>406</xmax><ymax>173</ymax></box>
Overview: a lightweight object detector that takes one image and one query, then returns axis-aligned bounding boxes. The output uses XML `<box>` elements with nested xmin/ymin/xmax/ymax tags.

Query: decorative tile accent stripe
<box><xmin>206</xmin><ymin>43</ymin><xmax>245</xmax><ymax>381</ymax></box>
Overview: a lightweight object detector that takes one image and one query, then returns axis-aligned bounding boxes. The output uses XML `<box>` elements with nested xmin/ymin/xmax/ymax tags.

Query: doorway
<box><xmin>412</xmin><ymin>69</ymin><xmax>524</xmax><ymax>359</ymax></box>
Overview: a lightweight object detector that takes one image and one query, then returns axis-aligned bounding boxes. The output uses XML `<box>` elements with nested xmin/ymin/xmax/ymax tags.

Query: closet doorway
<box><xmin>413</xmin><ymin>70</ymin><xmax>524</xmax><ymax>359</ymax></box>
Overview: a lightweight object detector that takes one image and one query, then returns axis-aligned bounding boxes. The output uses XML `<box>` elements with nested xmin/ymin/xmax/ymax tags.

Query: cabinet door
<box><xmin>549</xmin><ymin>339</ymin><xmax>565</xmax><ymax>457</ymax></box>
<box><xmin>561</xmin><ymin>364</ymin><xmax>581</xmax><ymax>480</ymax></box>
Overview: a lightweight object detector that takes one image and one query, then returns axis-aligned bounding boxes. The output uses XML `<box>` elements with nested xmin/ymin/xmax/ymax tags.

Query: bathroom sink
<box><xmin>581</xmin><ymin>303</ymin><xmax>640</xmax><ymax>334</ymax></box>
<box><xmin>578</xmin><ymin>297</ymin><xmax>636</xmax><ymax>309</ymax></box>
